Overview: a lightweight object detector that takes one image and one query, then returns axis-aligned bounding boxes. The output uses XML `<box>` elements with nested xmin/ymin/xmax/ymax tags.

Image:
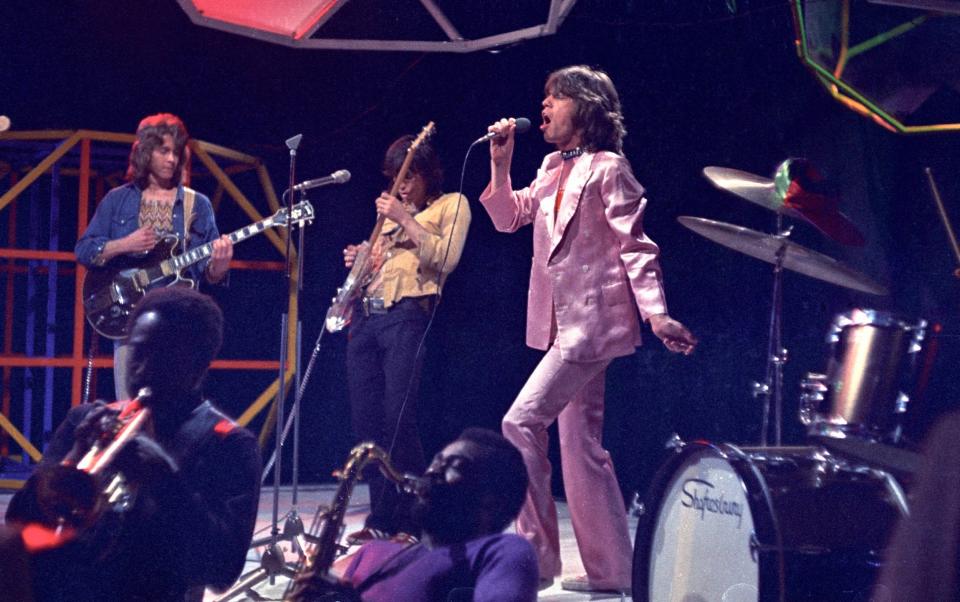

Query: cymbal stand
<box><xmin>924</xmin><ymin>168</ymin><xmax>960</xmax><ymax>279</ymax></box>
<box><xmin>751</xmin><ymin>216</ymin><xmax>791</xmax><ymax>446</ymax></box>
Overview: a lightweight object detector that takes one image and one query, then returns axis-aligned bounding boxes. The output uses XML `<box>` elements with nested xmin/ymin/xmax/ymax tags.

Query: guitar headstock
<box><xmin>408</xmin><ymin>121</ymin><xmax>435</xmax><ymax>155</ymax></box>
<box><xmin>389</xmin><ymin>122</ymin><xmax>436</xmax><ymax>194</ymax></box>
<box><xmin>274</xmin><ymin>200</ymin><xmax>316</xmax><ymax>227</ymax></box>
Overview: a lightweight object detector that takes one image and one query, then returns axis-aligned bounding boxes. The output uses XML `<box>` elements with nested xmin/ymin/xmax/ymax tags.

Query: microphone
<box><xmin>292</xmin><ymin>169</ymin><xmax>351</xmax><ymax>192</ymax></box>
<box><xmin>472</xmin><ymin>117</ymin><xmax>531</xmax><ymax>145</ymax></box>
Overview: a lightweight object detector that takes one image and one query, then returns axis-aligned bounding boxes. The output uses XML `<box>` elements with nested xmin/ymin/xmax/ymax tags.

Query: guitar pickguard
<box><xmin>82</xmin><ymin>236</ymin><xmax>187</xmax><ymax>339</ymax></box>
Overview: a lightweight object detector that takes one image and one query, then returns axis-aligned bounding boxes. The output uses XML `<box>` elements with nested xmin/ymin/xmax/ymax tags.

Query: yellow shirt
<box><xmin>366</xmin><ymin>192</ymin><xmax>471</xmax><ymax>308</ymax></box>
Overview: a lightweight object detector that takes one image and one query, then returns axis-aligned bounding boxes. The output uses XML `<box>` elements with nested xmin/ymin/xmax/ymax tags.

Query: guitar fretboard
<box><xmin>166</xmin><ymin>218</ymin><xmax>276</xmax><ymax>273</ymax></box>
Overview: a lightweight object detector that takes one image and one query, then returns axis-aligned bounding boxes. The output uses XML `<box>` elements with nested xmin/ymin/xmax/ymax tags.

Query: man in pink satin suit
<box><xmin>478</xmin><ymin>64</ymin><xmax>698</xmax><ymax>594</ymax></box>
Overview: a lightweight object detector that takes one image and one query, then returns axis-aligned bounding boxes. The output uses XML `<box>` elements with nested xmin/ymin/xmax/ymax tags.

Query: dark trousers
<box><xmin>346</xmin><ymin>298</ymin><xmax>430</xmax><ymax>535</ymax></box>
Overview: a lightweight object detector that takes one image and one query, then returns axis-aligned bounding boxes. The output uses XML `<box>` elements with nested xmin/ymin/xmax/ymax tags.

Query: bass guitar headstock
<box><xmin>409</xmin><ymin>121</ymin><xmax>435</xmax><ymax>154</ymax></box>
<box><xmin>391</xmin><ymin>122</ymin><xmax>435</xmax><ymax>190</ymax></box>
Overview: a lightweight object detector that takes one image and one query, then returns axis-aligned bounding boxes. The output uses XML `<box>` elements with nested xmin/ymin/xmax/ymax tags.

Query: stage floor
<box><xmin>0</xmin><ymin>484</ymin><xmax>634</xmax><ymax>601</ymax></box>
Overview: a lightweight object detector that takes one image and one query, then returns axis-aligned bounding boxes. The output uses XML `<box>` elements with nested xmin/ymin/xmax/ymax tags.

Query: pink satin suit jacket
<box><xmin>480</xmin><ymin>150</ymin><xmax>668</xmax><ymax>363</ymax></box>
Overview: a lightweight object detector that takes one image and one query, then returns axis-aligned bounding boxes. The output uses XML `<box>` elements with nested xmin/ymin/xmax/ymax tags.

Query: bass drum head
<box><xmin>634</xmin><ymin>443</ymin><xmax>904</xmax><ymax>602</ymax></box>
<box><xmin>634</xmin><ymin>443</ymin><xmax>763</xmax><ymax>602</ymax></box>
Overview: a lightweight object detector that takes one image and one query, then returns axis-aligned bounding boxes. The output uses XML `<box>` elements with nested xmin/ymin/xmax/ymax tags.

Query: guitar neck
<box><xmin>362</xmin><ymin>133</ymin><xmax>417</xmax><ymax>249</ymax></box>
<box><xmin>366</xmin><ymin>215</ymin><xmax>387</xmax><ymax>247</ymax></box>
<box><xmin>163</xmin><ymin>215</ymin><xmax>279</xmax><ymax>274</ymax></box>
<box><xmin>350</xmin><ymin>121</ymin><xmax>433</xmax><ymax>279</ymax></box>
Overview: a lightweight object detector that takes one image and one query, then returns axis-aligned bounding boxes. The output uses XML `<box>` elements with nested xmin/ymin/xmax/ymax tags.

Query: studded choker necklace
<box><xmin>560</xmin><ymin>147</ymin><xmax>584</xmax><ymax>161</ymax></box>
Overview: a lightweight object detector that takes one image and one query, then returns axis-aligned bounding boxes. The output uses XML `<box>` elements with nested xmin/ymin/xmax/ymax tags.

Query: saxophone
<box><xmin>285</xmin><ymin>442</ymin><xmax>418</xmax><ymax>602</ymax></box>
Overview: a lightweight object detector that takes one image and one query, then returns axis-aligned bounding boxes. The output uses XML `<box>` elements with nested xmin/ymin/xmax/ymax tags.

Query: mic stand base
<box><xmin>214</xmin><ymin>508</ymin><xmax>323</xmax><ymax>600</ymax></box>
<box><xmin>214</xmin><ymin>542</ymin><xmax>294</xmax><ymax>601</ymax></box>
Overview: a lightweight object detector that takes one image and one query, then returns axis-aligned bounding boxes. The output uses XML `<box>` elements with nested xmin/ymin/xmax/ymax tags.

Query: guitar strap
<box><xmin>182</xmin><ymin>187</ymin><xmax>197</xmax><ymax>249</ymax></box>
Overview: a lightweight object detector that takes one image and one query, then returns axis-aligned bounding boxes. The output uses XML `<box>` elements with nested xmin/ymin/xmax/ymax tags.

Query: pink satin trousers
<box><xmin>501</xmin><ymin>345</ymin><xmax>633</xmax><ymax>589</ymax></box>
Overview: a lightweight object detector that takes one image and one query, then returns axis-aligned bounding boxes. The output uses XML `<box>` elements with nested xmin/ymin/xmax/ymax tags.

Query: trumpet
<box><xmin>6</xmin><ymin>388</ymin><xmax>154</xmax><ymax>534</ymax></box>
<box><xmin>74</xmin><ymin>388</ymin><xmax>152</xmax><ymax>472</ymax></box>
<box><xmin>70</xmin><ymin>388</ymin><xmax>153</xmax><ymax>511</ymax></box>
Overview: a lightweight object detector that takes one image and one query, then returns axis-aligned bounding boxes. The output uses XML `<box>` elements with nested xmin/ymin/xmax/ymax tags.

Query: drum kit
<box><xmin>633</xmin><ymin>160</ymin><xmax>931</xmax><ymax>601</ymax></box>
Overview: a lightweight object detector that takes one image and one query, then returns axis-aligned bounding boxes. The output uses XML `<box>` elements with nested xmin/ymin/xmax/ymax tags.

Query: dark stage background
<box><xmin>2</xmin><ymin>0</ymin><xmax>959</xmax><ymax>501</ymax></box>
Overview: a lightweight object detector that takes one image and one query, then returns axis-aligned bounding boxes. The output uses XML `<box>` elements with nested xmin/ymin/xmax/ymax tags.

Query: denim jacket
<box><xmin>75</xmin><ymin>182</ymin><xmax>221</xmax><ymax>283</ymax></box>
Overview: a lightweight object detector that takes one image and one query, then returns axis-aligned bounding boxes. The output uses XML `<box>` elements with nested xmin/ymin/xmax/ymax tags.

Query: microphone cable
<box><xmin>266</xmin><ymin>136</ymin><xmax>478</xmax><ymax>486</ymax></box>
<box><xmin>381</xmin><ymin>136</ymin><xmax>483</xmax><ymax>494</ymax></box>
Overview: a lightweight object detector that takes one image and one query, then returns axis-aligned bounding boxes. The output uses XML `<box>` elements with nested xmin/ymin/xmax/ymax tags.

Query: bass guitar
<box><xmin>82</xmin><ymin>200</ymin><xmax>315</xmax><ymax>339</ymax></box>
<box><xmin>324</xmin><ymin>122</ymin><xmax>435</xmax><ymax>333</ymax></box>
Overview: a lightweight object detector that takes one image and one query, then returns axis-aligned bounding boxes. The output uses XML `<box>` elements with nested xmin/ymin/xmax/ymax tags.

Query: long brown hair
<box><xmin>545</xmin><ymin>65</ymin><xmax>627</xmax><ymax>154</ymax></box>
<box><xmin>125</xmin><ymin>113</ymin><xmax>191</xmax><ymax>188</ymax></box>
<box><xmin>382</xmin><ymin>134</ymin><xmax>443</xmax><ymax>200</ymax></box>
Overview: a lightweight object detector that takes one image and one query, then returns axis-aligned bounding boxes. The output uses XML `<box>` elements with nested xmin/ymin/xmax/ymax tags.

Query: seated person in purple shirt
<box><xmin>297</xmin><ymin>428</ymin><xmax>539</xmax><ymax>602</ymax></box>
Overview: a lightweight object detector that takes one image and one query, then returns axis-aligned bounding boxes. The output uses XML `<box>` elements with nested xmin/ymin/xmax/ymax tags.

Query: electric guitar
<box><xmin>82</xmin><ymin>200</ymin><xmax>315</xmax><ymax>339</ymax></box>
<box><xmin>324</xmin><ymin>122</ymin><xmax>435</xmax><ymax>333</ymax></box>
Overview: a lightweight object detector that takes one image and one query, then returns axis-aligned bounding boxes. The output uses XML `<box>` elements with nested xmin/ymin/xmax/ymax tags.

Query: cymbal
<box><xmin>703</xmin><ymin>162</ymin><xmax>865</xmax><ymax>247</ymax></box>
<box><xmin>678</xmin><ymin>216</ymin><xmax>888</xmax><ymax>295</ymax></box>
<box><xmin>703</xmin><ymin>166</ymin><xmax>798</xmax><ymax>215</ymax></box>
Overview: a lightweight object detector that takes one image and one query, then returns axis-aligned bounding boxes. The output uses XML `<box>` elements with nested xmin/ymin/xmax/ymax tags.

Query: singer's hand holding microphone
<box><xmin>475</xmin><ymin>117</ymin><xmax>530</xmax><ymax>166</ymax></box>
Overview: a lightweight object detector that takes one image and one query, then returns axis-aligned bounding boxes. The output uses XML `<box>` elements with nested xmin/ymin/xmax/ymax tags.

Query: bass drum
<box><xmin>632</xmin><ymin>442</ymin><xmax>907</xmax><ymax>602</ymax></box>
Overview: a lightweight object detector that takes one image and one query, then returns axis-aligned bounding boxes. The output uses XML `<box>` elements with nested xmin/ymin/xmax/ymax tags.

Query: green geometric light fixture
<box><xmin>792</xmin><ymin>0</ymin><xmax>960</xmax><ymax>133</ymax></box>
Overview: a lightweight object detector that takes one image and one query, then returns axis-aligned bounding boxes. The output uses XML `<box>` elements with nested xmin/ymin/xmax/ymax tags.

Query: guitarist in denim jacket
<box><xmin>75</xmin><ymin>113</ymin><xmax>232</xmax><ymax>400</ymax></box>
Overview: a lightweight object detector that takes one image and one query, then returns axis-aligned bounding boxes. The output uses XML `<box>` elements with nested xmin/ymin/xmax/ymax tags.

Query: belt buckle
<box><xmin>361</xmin><ymin>297</ymin><xmax>385</xmax><ymax>316</ymax></box>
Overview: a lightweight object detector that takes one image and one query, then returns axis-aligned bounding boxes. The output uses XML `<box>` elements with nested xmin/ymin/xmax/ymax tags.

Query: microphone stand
<box><xmin>217</xmin><ymin>133</ymin><xmax>315</xmax><ymax>600</ymax></box>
